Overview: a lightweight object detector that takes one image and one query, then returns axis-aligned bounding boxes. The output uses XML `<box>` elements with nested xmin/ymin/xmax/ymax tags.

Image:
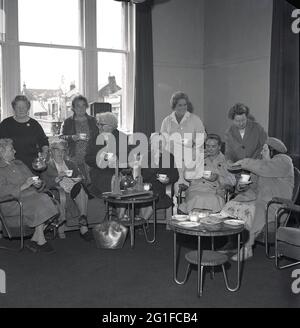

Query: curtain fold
<box><xmin>268</xmin><ymin>0</ymin><xmax>300</xmax><ymax>168</ymax></box>
<box><xmin>133</xmin><ymin>1</ymin><xmax>155</xmax><ymax>138</ymax></box>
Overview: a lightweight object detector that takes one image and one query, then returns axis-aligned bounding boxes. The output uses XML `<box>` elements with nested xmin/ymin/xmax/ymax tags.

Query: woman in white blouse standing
<box><xmin>160</xmin><ymin>91</ymin><xmax>206</xmax><ymax>186</ymax></box>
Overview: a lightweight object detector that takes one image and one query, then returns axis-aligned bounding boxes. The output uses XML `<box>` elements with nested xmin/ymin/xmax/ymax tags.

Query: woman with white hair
<box><xmin>41</xmin><ymin>139</ymin><xmax>92</xmax><ymax>241</ymax></box>
<box><xmin>0</xmin><ymin>138</ymin><xmax>58</xmax><ymax>253</ymax></box>
<box><xmin>85</xmin><ymin>111</ymin><xmax>129</xmax><ymax>196</ymax></box>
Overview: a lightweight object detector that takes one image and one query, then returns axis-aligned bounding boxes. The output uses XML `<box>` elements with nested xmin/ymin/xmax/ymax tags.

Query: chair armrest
<box><xmin>268</xmin><ymin>197</ymin><xmax>293</xmax><ymax>207</ymax></box>
<box><xmin>284</xmin><ymin>203</ymin><xmax>300</xmax><ymax>213</ymax></box>
<box><xmin>0</xmin><ymin>195</ymin><xmax>20</xmax><ymax>204</ymax></box>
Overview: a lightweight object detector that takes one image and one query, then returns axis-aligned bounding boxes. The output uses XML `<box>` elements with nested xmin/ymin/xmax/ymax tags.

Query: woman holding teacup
<box><xmin>0</xmin><ymin>138</ymin><xmax>59</xmax><ymax>253</ymax></box>
<box><xmin>41</xmin><ymin>139</ymin><xmax>92</xmax><ymax>241</ymax></box>
<box><xmin>179</xmin><ymin>134</ymin><xmax>236</xmax><ymax>214</ymax></box>
<box><xmin>60</xmin><ymin>95</ymin><xmax>98</xmax><ymax>183</ymax></box>
<box><xmin>221</xmin><ymin>137</ymin><xmax>294</xmax><ymax>261</ymax></box>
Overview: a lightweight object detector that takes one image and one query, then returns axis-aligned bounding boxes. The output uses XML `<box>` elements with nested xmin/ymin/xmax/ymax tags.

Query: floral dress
<box><xmin>73</xmin><ymin>119</ymin><xmax>90</xmax><ymax>183</ymax></box>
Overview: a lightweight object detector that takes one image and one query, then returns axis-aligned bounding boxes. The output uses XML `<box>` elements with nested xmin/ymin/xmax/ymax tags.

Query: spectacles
<box><xmin>52</xmin><ymin>148</ymin><xmax>66</xmax><ymax>152</ymax></box>
<box><xmin>98</xmin><ymin>123</ymin><xmax>113</xmax><ymax>127</ymax></box>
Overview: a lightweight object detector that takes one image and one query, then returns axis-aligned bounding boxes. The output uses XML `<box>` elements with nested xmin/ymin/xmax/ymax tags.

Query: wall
<box><xmin>152</xmin><ymin>0</ymin><xmax>204</xmax><ymax>131</ymax></box>
<box><xmin>203</xmin><ymin>0</ymin><xmax>273</xmax><ymax>138</ymax></box>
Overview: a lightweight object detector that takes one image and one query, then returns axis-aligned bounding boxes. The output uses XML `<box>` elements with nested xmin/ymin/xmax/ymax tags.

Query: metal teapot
<box><xmin>32</xmin><ymin>152</ymin><xmax>47</xmax><ymax>171</ymax></box>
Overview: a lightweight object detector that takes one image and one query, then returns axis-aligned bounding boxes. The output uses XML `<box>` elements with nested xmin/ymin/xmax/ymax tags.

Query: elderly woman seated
<box><xmin>221</xmin><ymin>137</ymin><xmax>294</xmax><ymax>261</ymax></box>
<box><xmin>0</xmin><ymin>138</ymin><xmax>58</xmax><ymax>253</ymax></box>
<box><xmin>179</xmin><ymin>134</ymin><xmax>236</xmax><ymax>214</ymax></box>
<box><xmin>85</xmin><ymin>112</ymin><xmax>131</xmax><ymax>218</ymax></box>
<box><xmin>41</xmin><ymin>139</ymin><xmax>92</xmax><ymax>241</ymax></box>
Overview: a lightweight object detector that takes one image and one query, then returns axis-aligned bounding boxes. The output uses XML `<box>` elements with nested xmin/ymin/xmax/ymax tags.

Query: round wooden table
<box><xmin>167</xmin><ymin>218</ymin><xmax>245</xmax><ymax>296</ymax></box>
<box><xmin>103</xmin><ymin>193</ymin><xmax>159</xmax><ymax>248</ymax></box>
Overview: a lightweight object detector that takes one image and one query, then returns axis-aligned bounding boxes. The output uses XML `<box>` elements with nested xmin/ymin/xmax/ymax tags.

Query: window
<box><xmin>1</xmin><ymin>0</ymin><xmax>134</xmax><ymax>135</ymax></box>
<box><xmin>97</xmin><ymin>0</ymin><xmax>132</xmax><ymax>133</ymax></box>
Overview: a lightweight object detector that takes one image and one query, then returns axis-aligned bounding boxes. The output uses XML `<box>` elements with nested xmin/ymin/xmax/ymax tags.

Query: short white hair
<box><xmin>97</xmin><ymin>112</ymin><xmax>118</xmax><ymax>129</ymax></box>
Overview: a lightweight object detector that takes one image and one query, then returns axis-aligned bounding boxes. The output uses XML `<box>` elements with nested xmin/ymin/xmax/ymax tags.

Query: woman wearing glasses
<box><xmin>60</xmin><ymin>95</ymin><xmax>98</xmax><ymax>183</ymax></box>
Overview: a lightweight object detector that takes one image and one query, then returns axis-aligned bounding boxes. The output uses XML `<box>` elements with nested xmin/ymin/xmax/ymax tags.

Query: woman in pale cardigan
<box><xmin>222</xmin><ymin>137</ymin><xmax>294</xmax><ymax>261</ymax></box>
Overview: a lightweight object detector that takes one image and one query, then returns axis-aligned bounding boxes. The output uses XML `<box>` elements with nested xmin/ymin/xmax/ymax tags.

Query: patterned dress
<box><xmin>73</xmin><ymin>119</ymin><xmax>90</xmax><ymax>183</ymax></box>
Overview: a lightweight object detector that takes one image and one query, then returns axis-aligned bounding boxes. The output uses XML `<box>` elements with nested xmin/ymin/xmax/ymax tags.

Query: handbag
<box><xmin>92</xmin><ymin>220</ymin><xmax>128</xmax><ymax>249</ymax></box>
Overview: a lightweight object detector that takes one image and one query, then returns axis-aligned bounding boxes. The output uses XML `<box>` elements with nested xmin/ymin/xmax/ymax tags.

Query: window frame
<box><xmin>0</xmin><ymin>0</ymin><xmax>135</xmax><ymax>134</ymax></box>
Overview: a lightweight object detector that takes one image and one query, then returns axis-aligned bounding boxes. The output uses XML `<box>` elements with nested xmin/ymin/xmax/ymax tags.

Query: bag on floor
<box><xmin>92</xmin><ymin>220</ymin><xmax>128</xmax><ymax>249</ymax></box>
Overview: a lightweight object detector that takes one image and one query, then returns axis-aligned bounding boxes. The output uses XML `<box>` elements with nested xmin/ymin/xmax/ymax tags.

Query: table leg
<box><xmin>197</xmin><ymin>236</ymin><xmax>204</xmax><ymax>297</ymax></box>
<box><xmin>210</xmin><ymin>236</ymin><xmax>215</xmax><ymax>280</ymax></box>
<box><xmin>223</xmin><ymin>233</ymin><xmax>241</xmax><ymax>292</ymax></box>
<box><xmin>173</xmin><ymin>232</ymin><xmax>190</xmax><ymax>285</ymax></box>
<box><xmin>143</xmin><ymin>199</ymin><xmax>156</xmax><ymax>243</ymax></box>
<box><xmin>130</xmin><ymin>202</ymin><xmax>135</xmax><ymax>248</ymax></box>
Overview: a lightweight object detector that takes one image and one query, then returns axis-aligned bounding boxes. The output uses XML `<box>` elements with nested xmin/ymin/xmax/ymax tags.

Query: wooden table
<box><xmin>167</xmin><ymin>218</ymin><xmax>245</xmax><ymax>296</ymax></box>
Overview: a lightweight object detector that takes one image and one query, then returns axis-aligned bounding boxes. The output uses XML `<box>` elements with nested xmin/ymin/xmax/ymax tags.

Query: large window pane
<box><xmin>20</xmin><ymin>46</ymin><xmax>81</xmax><ymax>135</ymax></box>
<box><xmin>98</xmin><ymin>52</ymin><xmax>125</xmax><ymax>126</ymax></box>
<box><xmin>19</xmin><ymin>0</ymin><xmax>81</xmax><ymax>46</ymax></box>
<box><xmin>97</xmin><ymin>0</ymin><xmax>125</xmax><ymax>50</ymax></box>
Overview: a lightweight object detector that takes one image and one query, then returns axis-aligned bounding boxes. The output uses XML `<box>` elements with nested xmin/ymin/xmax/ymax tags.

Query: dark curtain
<box><xmin>133</xmin><ymin>1</ymin><xmax>155</xmax><ymax>138</ymax></box>
<box><xmin>268</xmin><ymin>0</ymin><xmax>300</xmax><ymax>169</ymax></box>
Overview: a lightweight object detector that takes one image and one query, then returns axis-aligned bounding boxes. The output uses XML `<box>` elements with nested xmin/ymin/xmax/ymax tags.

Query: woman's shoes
<box><xmin>217</xmin><ymin>241</ymin><xmax>238</xmax><ymax>253</ymax></box>
<box><xmin>26</xmin><ymin>241</ymin><xmax>55</xmax><ymax>254</ymax></box>
<box><xmin>58</xmin><ymin>232</ymin><xmax>66</xmax><ymax>239</ymax></box>
<box><xmin>80</xmin><ymin>230</ymin><xmax>93</xmax><ymax>242</ymax></box>
<box><xmin>37</xmin><ymin>242</ymin><xmax>55</xmax><ymax>254</ymax></box>
<box><xmin>26</xmin><ymin>240</ymin><xmax>39</xmax><ymax>253</ymax></box>
<box><xmin>231</xmin><ymin>246</ymin><xmax>253</xmax><ymax>261</ymax></box>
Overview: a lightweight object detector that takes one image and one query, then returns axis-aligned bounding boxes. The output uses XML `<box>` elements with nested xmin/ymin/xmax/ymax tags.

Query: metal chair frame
<box><xmin>0</xmin><ymin>196</ymin><xmax>24</xmax><ymax>251</ymax></box>
<box><xmin>274</xmin><ymin>203</ymin><xmax>300</xmax><ymax>269</ymax></box>
<box><xmin>264</xmin><ymin>167</ymin><xmax>300</xmax><ymax>258</ymax></box>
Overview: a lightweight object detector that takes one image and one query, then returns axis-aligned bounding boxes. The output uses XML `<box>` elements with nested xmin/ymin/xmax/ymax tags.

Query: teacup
<box><xmin>79</xmin><ymin>133</ymin><xmax>87</xmax><ymax>140</ymax></box>
<box><xmin>203</xmin><ymin>170</ymin><xmax>212</xmax><ymax>179</ymax></box>
<box><xmin>106</xmin><ymin>152</ymin><xmax>114</xmax><ymax>160</ymax></box>
<box><xmin>189</xmin><ymin>213</ymin><xmax>199</xmax><ymax>222</ymax></box>
<box><xmin>157</xmin><ymin>174</ymin><xmax>167</xmax><ymax>180</ymax></box>
<box><xmin>143</xmin><ymin>183</ymin><xmax>152</xmax><ymax>191</ymax></box>
<box><xmin>65</xmin><ymin>170</ymin><xmax>73</xmax><ymax>177</ymax></box>
<box><xmin>240</xmin><ymin>174</ymin><xmax>250</xmax><ymax>183</ymax></box>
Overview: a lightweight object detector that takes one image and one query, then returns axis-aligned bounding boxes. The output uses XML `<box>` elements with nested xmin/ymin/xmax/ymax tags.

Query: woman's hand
<box><xmin>72</xmin><ymin>134</ymin><xmax>80</xmax><ymax>142</ymax></box>
<box><xmin>157</xmin><ymin>176</ymin><xmax>170</xmax><ymax>184</ymax></box>
<box><xmin>32</xmin><ymin>178</ymin><xmax>43</xmax><ymax>189</ymax></box>
<box><xmin>203</xmin><ymin>172</ymin><xmax>218</xmax><ymax>182</ymax></box>
<box><xmin>20</xmin><ymin>177</ymin><xmax>35</xmax><ymax>191</ymax></box>
<box><xmin>236</xmin><ymin>182</ymin><xmax>249</xmax><ymax>192</ymax></box>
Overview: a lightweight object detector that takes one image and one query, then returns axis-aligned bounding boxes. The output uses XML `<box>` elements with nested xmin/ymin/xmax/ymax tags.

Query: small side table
<box><xmin>168</xmin><ymin>219</ymin><xmax>245</xmax><ymax>296</ymax></box>
<box><xmin>103</xmin><ymin>194</ymin><xmax>158</xmax><ymax>248</ymax></box>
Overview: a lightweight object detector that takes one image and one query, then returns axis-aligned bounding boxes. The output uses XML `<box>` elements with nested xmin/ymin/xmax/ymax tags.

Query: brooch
<box><xmin>27</xmin><ymin>123</ymin><xmax>30</xmax><ymax>127</ymax></box>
